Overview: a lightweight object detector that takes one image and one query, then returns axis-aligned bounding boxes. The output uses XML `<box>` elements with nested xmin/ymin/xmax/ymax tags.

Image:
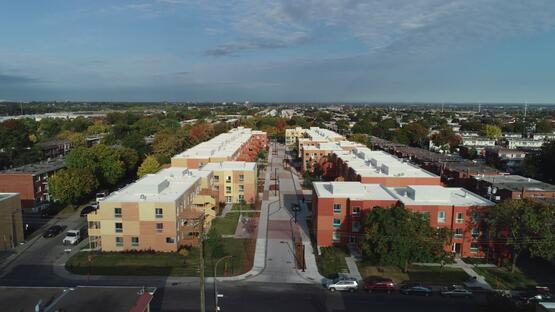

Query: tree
<box><xmin>535</xmin><ymin>119</ymin><xmax>553</xmax><ymax>133</ymax></box>
<box><xmin>49</xmin><ymin>169</ymin><xmax>98</xmax><ymax>204</ymax></box>
<box><xmin>482</xmin><ymin>124</ymin><xmax>502</xmax><ymax>140</ymax></box>
<box><xmin>404</xmin><ymin>122</ymin><xmax>429</xmax><ymax>147</ymax></box>
<box><xmin>360</xmin><ymin>204</ymin><xmax>450</xmax><ymax>272</ymax></box>
<box><xmin>91</xmin><ymin>144</ymin><xmax>126</xmax><ymax>186</ymax></box>
<box><xmin>137</xmin><ymin>155</ymin><xmax>161</xmax><ymax>177</ymax></box>
<box><xmin>66</xmin><ymin>146</ymin><xmax>97</xmax><ymax>171</ymax></box>
<box><xmin>153</xmin><ymin>130</ymin><xmax>184</xmax><ymax>164</ymax></box>
<box><xmin>485</xmin><ymin>199</ymin><xmax>555</xmax><ymax>272</ymax></box>
<box><xmin>349</xmin><ymin>133</ymin><xmax>368</xmax><ymax>145</ymax></box>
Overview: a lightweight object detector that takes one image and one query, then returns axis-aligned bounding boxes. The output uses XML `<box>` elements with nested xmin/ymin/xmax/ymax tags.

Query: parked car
<box><xmin>325</xmin><ymin>278</ymin><xmax>359</xmax><ymax>292</ymax></box>
<box><xmin>96</xmin><ymin>191</ymin><xmax>108</xmax><ymax>203</ymax></box>
<box><xmin>517</xmin><ymin>287</ymin><xmax>552</xmax><ymax>303</ymax></box>
<box><xmin>364</xmin><ymin>278</ymin><xmax>396</xmax><ymax>293</ymax></box>
<box><xmin>80</xmin><ymin>205</ymin><xmax>97</xmax><ymax>217</ymax></box>
<box><xmin>62</xmin><ymin>230</ymin><xmax>81</xmax><ymax>245</ymax></box>
<box><xmin>440</xmin><ymin>285</ymin><xmax>473</xmax><ymax>298</ymax></box>
<box><xmin>399</xmin><ymin>283</ymin><xmax>433</xmax><ymax>296</ymax></box>
<box><xmin>43</xmin><ymin>225</ymin><xmax>64</xmax><ymax>238</ymax></box>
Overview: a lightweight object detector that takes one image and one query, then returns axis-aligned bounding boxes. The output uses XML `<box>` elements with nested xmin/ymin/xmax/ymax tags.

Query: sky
<box><xmin>1</xmin><ymin>0</ymin><xmax>555</xmax><ymax>103</ymax></box>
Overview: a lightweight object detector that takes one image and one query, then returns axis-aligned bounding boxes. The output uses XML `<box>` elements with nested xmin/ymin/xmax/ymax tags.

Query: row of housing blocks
<box><xmin>286</xmin><ymin>127</ymin><xmax>496</xmax><ymax>258</ymax></box>
<box><xmin>87</xmin><ymin>127</ymin><xmax>267</xmax><ymax>252</ymax></box>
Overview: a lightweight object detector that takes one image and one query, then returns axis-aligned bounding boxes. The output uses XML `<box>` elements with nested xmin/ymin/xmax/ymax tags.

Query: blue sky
<box><xmin>1</xmin><ymin>0</ymin><xmax>555</xmax><ymax>103</ymax></box>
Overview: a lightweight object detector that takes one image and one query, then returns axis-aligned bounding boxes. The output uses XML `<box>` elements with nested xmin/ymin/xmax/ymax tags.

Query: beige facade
<box><xmin>0</xmin><ymin>193</ymin><xmax>24</xmax><ymax>251</ymax></box>
<box><xmin>87</xmin><ymin>168</ymin><xmax>216</xmax><ymax>252</ymax></box>
<box><xmin>202</xmin><ymin>162</ymin><xmax>257</xmax><ymax>204</ymax></box>
<box><xmin>285</xmin><ymin>127</ymin><xmax>306</xmax><ymax>146</ymax></box>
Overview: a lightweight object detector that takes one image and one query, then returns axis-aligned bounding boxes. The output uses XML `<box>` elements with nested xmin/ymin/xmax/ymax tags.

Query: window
<box><xmin>225</xmin><ymin>196</ymin><xmax>232</xmax><ymax>203</ymax></box>
<box><xmin>115</xmin><ymin>222</ymin><xmax>123</xmax><ymax>233</ymax></box>
<box><xmin>454</xmin><ymin>228</ymin><xmax>463</xmax><ymax>238</ymax></box>
<box><xmin>131</xmin><ymin>237</ymin><xmax>139</xmax><ymax>247</ymax></box>
<box><xmin>239</xmin><ymin>194</ymin><xmax>244</xmax><ymax>201</ymax></box>
<box><xmin>437</xmin><ymin>211</ymin><xmax>446</xmax><ymax>223</ymax></box>
<box><xmin>214</xmin><ymin>176</ymin><xmax>219</xmax><ymax>182</ymax></box>
<box><xmin>472</xmin><ymin>212</ymin><xmax>481</xmax><ymax>222</ymax></box>
<box><xmin>214</xmin><ymin>185</ymin><xmax>219</xmax><ymax>191</ymax></box>
<box><xmin>332</xmin><ymin>232</ymin><xmax>341</xmax><ymax>242</ymax></box>
<box><xmin>421</xmin><ymin>211</ymin><xmax>430</xmax><ymax>221</ymax></box>
<box><xmin>226</xmin><ymin>176</ymin><xmax>232</xmax><ymax>183</ymax></box>
<box><xmin>156</xmin><ymin>223</ymin><xmax>164</xmax><ymax>233</ymax></box>
<box><xmin>239</xmin><ymin>174</ymin><xmax>244</xmax><ymax>182</ymax></box>
<box><xmin>155</xmin><ymin>208</ymin><xmax>163</xmax><ymax>218</ymax></box>
<box><xmin>239</xmin><ymin>185</ymin><xmax>244</xmax><ymax>192</ymax></box>
<box><xmin>333</xmin><ymin>204</ymin><xmax>341</xmax><ymax>213</ymax></box>
<box><xmin>456</xmin><ymin>212</ymin><xmax>464</xmax><ymax>224</ymax></box>
<box><xmin>470</xmin><ymin>243</ymin><xmax>479</xmax><ymax>253</ymax></box>
<box><xmin>352</xmin><ymin>221</ymin><xmax>361</xmax><ymax>232</ymax></box>
<box><xmin>225</xmin><ymin>186</ymin><xmax>232</xmax><ymax>194</ymax></box>
<box><xmin>115</xmin><ymin>237</ymin><xmax>123</xmax><ymax>247</ymax></box>
<box><xmin>333</xmin><ymin>218</ymin><xmax>341</xmax><ymax>228</ymax></box>
<box><xmin>114</xmin><ymin>208</ymin><xmax>122</xmax><ymax>218</ymax></box>
<box><xmin>166</xmin><ymin>237</ymin><xmax>175</xmax><ymax>244</ymax></box>
<box><xmin>471</xmin><ymin>228</ymin><xmax>480</xmax><ymax>238</ymax></box>
<box><xmin>352</xmin><ymin>207</ymin><xmax>361</xmax><ymax>216</ymax></box>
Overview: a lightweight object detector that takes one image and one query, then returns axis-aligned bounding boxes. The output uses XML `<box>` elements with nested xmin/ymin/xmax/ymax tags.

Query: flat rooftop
<box><xmin>313</xmin><ymin>182</ymin><xmax>397</xmax><ymax>201</ymax></box>
<box><xmin>104</xmin><ymin>168</ymin><xmax>208</xmax><ymax>203</ymax></box>
<box><xmin>0</xmin><ymin>158</ymin><xmax>66</xmax><ymax>175</ymax></box>
<box><xmin>200</xmin><ymin>161</ymin><xmax>256</xmax><ymax>171</ymax></box>
<box><xmin>0</xmin><ymin>193</ymin><xmax>18</xmax><ymax>202</ymax></box>
<box><xmin>335</xmin><ymin>148</ymin><xmax>438</xmax><ymax>178</ymax></box>
<box><xmin>388</xmin><ymin>185</ymin><xmax>494</xmax><ymax>206</ymax></box>
<box><xmin>474</xmin><ymin>175</ymin><xmax>555</xmax><ymax>192</ymax></box>
<box><xmin>172</xmin><ymin>127</ymin><xmax>263</xmax><ymax>159</ymax></box>
<box><xmin>305</xmin><ymin>127</ymin><xmax>344</xmax><ymax>142</ymax></box>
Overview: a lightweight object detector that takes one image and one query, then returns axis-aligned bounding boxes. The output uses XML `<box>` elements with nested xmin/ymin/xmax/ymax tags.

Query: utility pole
<box><xmin>214</xmin><ymin>256</ymin><xmax>232</xmax><ymax>312</ymax></box>
<box><xmin>199</xmin><ymin>213</ymin><xmax>206</xmax><ymax>312</ymax></box>
<box><xmin>274</xmin><ymin>167</ymin><xmax>278</xmax><ymax>196</ymax></box>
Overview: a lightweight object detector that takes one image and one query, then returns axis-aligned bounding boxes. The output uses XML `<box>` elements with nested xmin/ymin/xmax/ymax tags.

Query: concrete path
<box><xmin>344</xmin><ymin>256</ymin><xmax>363</xmax><ymax>282</ymax></box>
<box><xmin>220</xmin><ymin>203</ymin><xmax>233</xmax><ymax>217</ymax></box>
<box><xmin>414</xmin><ymin>258</ymin><xmax>493</xmax><ymax>289</ymax></box>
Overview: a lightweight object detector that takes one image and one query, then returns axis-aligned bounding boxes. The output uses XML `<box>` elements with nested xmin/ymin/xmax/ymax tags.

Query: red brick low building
<box><xmin>312</xmin><ymin>182</ymin><xmax>494</xmax><ymax>258</ymax></box>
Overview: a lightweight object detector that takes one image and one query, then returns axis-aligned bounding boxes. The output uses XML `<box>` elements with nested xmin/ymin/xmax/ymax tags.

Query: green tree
<box><xmin>404</xmin><ymin>122</ymin><xmax>429</xmax><ymax>147</ymax></box>
<box><xmin>485</xmin><ymin>199</ymin><xmax>555</xmax><ymax>272</ymax></box>
<box><xmin>153</xmin><ymin>129</ymin><xmax>184</xmax><ymax>164</ymax></box>
<box><xmin>91</xmin><ymin>144</ymin><xmax>126</xmax><ymax>186</ymax></box>
<box><xmin>49</xmin><ymin>169</ymin><xmax>98</xmax><ymax>204</ymax></box>
<box><xmin>482</xmin><ymin>124</ymin><xmax>502</xmax><ymax>139</ymax></box>
<box><xmin>66</xmin><ymin>146</ymin><xmax>97</xmax><ymax>171</ymax></box>
<box><xmin>360</xmin><ymin>204</ymin><xmax>450</xmax><ymax>272</ymax></box>
<box><xmin>137</xmin><ymin>155</ymin><xmax>161</xmax><ymax>177</ymax></box>
<box><xmin>535</xmin><ymin>119</ymin><xmax>553</xmax><ymax>133</ymax></box>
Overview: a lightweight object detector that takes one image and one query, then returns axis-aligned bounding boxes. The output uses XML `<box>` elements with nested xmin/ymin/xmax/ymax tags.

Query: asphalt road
<box><xmin>153</xmin><ymin>282</ymin><xmax>487</xmax><ymax>312</ymax></box>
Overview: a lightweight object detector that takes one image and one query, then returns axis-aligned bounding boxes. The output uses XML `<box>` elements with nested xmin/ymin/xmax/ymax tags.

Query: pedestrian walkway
<box><xmin>220</xmin><ymin>203</ymin><xmax>233</xmax><ymax>217</ymax></box>
<box><xmin>414</xmin><ymin>258</ymin><xmax>493</xmax><ymax>289</ymax></box>
<box><xmin>345</xmin><ymin>256</ymin><xmax>363</xmax><ymax>282</ymax></box>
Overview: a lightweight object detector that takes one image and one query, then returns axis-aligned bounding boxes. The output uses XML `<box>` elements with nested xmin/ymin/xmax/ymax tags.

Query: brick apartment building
<box><xmin>312</xmin><ymin>182</ymin><xmax>494</xmax><ymax>258</ymax></box>
<box><xmin>471</xmin><ymin>175</ymin><xmax>555</xmax><ymax>202</ymax></box>
<box><xmin>0</xmin><ymin>158</ymin><xmax>65</xmax><ymax>211</ymax></box>
<box><xmin>0</xmin><ymin>193</ymin><xmax>24</xmax><ymax>250</ymax></box>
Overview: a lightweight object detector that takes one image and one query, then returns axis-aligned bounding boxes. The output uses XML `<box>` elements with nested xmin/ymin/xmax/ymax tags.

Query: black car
<box><xmin>43</xmin><ymin>225</ymin><xmax>64</xmax><ymax>238</ymax></box>
<box><xmin>80</xmin><ymin>205</ymin><xmax>97</xmax><ymax>217</ymax></box>
<box><xmin>399</xmin><ymin>283</ymin><xmax>433</xmax><ymax>296</ymax></box>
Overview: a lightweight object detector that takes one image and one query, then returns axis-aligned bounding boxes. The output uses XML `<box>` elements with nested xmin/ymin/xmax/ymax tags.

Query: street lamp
<box><xmin>214</xmin><ymin>255</ymin><xmax>233</xmax><ymax>312</ymax></box>
<box><xmin>292</xmin><ymin>204</ymin><xmax>301</xmax><ymax>223</ymax></box>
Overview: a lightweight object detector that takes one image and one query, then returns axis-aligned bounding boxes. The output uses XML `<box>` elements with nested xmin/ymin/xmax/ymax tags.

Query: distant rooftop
<box><xmin>172</xmin><ymin>127</ymin><xmax>264</xmax><ymax>160</ymax></box>
<box><xmin>474</xmin><ymin>175</ymin><xmax>555</xmax><ymax>192</ymax></box>
<box><xmin>313</xmin><ymin>181</ymin><xmax>397</xmax><ymax>201</ymax></box>
<box><xmin>334</xmin><ymin>148</ymin><xmax>438</xmax><ymax>178</ymax></box>
<box><xmin>388</xmin><ymin>185</ymin><xmax>494</xmax><ymax>206</ymax></box>
<box><xmin>0</xmin><ymin>158</ymin><xmax>65</xmax><ymax>175</ymax></box>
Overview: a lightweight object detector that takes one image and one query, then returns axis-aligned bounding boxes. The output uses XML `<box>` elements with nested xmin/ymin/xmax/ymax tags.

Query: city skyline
<box><xmin>2</xmin><ymin>1</ymin><xmax>555</xmax><ymax>103</ymax></box>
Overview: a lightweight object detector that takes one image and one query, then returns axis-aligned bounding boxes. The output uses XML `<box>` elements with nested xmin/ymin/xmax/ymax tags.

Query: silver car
<box><xmin>325</xmin><ymin>279</ymin><xmax>358</xmax><ymax>292</ymax></box>
<box><xmin>440</xmin><ymin>285</ymin><xmax>473</xmax><ymax>298</ymax></box>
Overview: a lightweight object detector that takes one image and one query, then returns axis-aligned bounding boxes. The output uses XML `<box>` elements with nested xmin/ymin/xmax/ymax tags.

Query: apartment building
<box><xmin>170</xmin><ymin>127</ymin><xmax>267</xmax><ymax>168</ymax></box>
<box><xmin>471</xmin><ymin>175</ymin><xmax>555</xmax><ymax>201</ymax></box>
<box><xmin>312</xmin><ymin>182</ymin><xmax>398</xmax><ymax>246</ymax></box>
<box><xmin>329</xmin><ymin>148</ymin><xmax>441</xmax><ymax>187</ymax></box>
<box><xmin>200</xmin><ymin>161</ymin><xmax>257</xmax><ymax>204</ymax></box>
<box><xmin>285</xmin><ymin>127</ymin><xmax>306</xmax><ymax>147</ymax></box>
<box><xmin>0</xmin><ymin>158</ymin><xmax>65</xmax><ymax>211</ymax></box>
<box><xmin>87</xmin><ymin>167</ymin><xmax>216</xmax><ymax>252</ymax></box>
<box><xmin>312</xmin><ymin>182</ymin><xmax>494</xmax><ymax>258</ymax></box>
<box><xmin>504</xmin><ymin>138</ymin><xmax>545</xmax><ymax>149</ymax></box>
<box><xmin>297</xmin><ymin>127</ymin><xmax>345</xmax><ymax>157</ymax></box>
<box><xmin>0</xmin><ymin>193</ymin><xmax>24</xmax><ymax>251</ymax></box>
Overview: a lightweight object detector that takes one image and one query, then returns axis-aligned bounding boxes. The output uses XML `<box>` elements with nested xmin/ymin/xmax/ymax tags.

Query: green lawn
<box><xmin>357</xmin><ymin>264</ymin><xmax>469</xmax><ymax>285</ymax></box>
<box><xmin>211</xmin><ymin>212</ymin><xmax>240</xmax><ymax>235</ymax></box>
<box><xmin>316</xmin><ymin>247</ymin><xmax>349</xmax><ymax>278</ymax></box>
<box><xmin>66</xmin><ymin>238</ymin><xmax>254</xmax><ymax>277</ymax></box>
<box><xmin>474</xmin><ymin>267</ymin><xmax>537</xmax><ymax>290</ymax></box>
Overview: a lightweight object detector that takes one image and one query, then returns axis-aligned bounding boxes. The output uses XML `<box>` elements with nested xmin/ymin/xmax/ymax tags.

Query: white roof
<box><xmin>304</xmin><ymin>127</ymin><xmax>344</xmax><ymax>142</ymax></box>
<box><xmin>335</xmin><ymin>148</ymin><xmax>437</xmax><ymax>178</ymax></box>
<box><xmin>172</xmin><ymin>127</ymin><xmax>263</xmax><ymax>159</ymax></box>
<box><xmin>103</xmin><ymin>168</ymin><xmax>206</xmax><ymax>203</ymax></box>
<box><xmin>388</xmin><ymin>185</ymin><xmax>494</xmax><ymax>206</ymax></box>
<box><xmin>313</xmin><ymin>182</ymin><xmax>397</xmax><ymax>201</ymax></box>
<box><xmin>0</xmin><ymin>193</ymin><xmax>18</xmax><ymax>202</ymax></box>
<box><xmin>200</xmin><ymin>161</ymin><xmax>256</xmax><ymax>171</ymax></box>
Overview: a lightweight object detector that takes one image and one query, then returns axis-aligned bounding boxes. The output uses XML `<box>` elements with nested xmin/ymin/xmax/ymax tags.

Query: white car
<box><xmin>62</xmin><ymin>230</ymin><xmax>81</xmax><ymax>245</ymax></box>
<box><xmin>325</xmin><ymin>278</ymin><xmax>358</xmax><ymax>292</ymax></box>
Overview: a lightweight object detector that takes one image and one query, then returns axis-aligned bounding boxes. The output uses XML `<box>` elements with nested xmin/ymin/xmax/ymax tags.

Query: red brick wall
<box><xmin>0</xmin><ymin>174</ymin><xmax>35</xmax><ymax>208</ymax></box>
